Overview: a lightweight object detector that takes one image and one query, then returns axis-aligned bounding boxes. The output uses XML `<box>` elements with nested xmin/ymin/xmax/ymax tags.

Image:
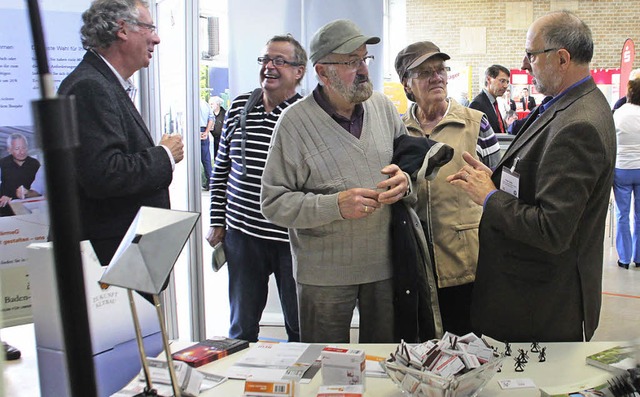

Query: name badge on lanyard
<box><xmin>500</xmin><ymin>157</ymin><xmax>520</xmax><ymax>198</ymax></box>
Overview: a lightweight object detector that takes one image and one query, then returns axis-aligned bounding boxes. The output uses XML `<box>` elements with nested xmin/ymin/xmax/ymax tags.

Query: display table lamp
<box><xmin>99</xmin><ymin>207</ymin><xmax>200</xmax><ymax>397</ymax></box>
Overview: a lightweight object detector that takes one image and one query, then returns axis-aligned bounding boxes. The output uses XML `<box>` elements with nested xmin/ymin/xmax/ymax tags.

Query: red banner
<box><xmin>619</xmin><ymin>38</ymin><xmax>636</xmax><ymax>98</ymax></box>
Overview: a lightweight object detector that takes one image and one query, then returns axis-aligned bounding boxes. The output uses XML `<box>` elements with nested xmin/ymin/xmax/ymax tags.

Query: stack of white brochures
<box><xmin>226</xmin><ymin>342</ymin><xmax>325</xmax><ymax>384</ymax></box>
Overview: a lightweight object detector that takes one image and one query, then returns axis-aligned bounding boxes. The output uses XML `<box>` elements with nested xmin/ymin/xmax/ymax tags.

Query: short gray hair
<box><xmin>80</xmin><ymin>0</ymin><xmax>148</xmax><ymax>50</ymax></box>
<box><xmin>209</xmin><ymin>96</ymin><xmax>223</xmax><ymax>106</ymax></box>
<box><xmin>540</xmin><ymin>11</ymin><xmax>593</xmax><ymax>65</ymax></box>
<box><xmin>7</xmin><ymin>133</ymin><xmax>27</xmax><ymax>149</ymax></box>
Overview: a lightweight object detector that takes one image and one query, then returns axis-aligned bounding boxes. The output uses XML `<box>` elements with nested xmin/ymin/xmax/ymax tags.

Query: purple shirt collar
<box><xmin>313</xmin><ymin>84</ymin><xmax>365</xmax><ymax>139</ymax></box>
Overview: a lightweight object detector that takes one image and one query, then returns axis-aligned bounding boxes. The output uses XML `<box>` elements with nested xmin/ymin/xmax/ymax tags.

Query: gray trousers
<box><xmin>297</xmin><ymin>278</ymin><xmax>395</xmax><ymax>343</ymax></box>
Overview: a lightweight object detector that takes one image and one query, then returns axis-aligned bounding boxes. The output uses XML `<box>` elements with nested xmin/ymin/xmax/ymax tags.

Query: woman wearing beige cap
<box><xmin>395</xmin><ymin>41</ymin><xmax>500</xmax><ymax>336</ymax></box>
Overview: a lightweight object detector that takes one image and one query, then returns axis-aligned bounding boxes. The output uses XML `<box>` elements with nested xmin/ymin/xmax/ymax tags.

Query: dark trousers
<box><xmin>200</xmin><ymin>127</ymin><xmax>212</xmax><ymax>187</ymax></box>
<box><xmin>212</xmin><ymin>135</ymin><xmax>220</xmax><ymax>162</ymax></box>
<box><xmin>437</xmin><ymin>282</ymin><xmax>473</xmax><ymax>336</ymax></box>
<box><xmin>225</xmin><ymin>228</ymin><xmax>299</xmax><ymax>342</ymax></box>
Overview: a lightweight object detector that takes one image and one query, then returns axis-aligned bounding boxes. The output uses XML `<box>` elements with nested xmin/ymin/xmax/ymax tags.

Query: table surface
<box><xmin>178</xmin><ymin>340</ymin><xmax>621</xmax><ymax>397</ymax></box>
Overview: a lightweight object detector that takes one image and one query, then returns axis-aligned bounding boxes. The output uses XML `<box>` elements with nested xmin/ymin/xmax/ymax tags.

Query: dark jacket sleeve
<box><xmin>69</xmin><ymin>77</ymin><xmax>172</xmax><ymax>199</ymax></box>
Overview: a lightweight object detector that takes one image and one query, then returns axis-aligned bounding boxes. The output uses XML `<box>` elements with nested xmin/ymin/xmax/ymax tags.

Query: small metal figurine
<box><xmin>517</xmin><ymin>348</ymin><xmax>529</xmax><ymax>364</ymax></box>
<box><xmin>514</xmin><ymin>356</ymin><xmax>526</xmax><ymax>372</ymax></box>
<box><xmin>530</xmin><ymin>341</ymin><xmax>540</xmax><ymax>353</ymax></box>
<box><xmin>504</xmin><ymin>342</ymin><xmax>512</xmax><ymax>356</ymax></box>
<box><xmin>538</xmin><ymin>346</ymin><xmax>547</xmax><ymax>362</ymax></box>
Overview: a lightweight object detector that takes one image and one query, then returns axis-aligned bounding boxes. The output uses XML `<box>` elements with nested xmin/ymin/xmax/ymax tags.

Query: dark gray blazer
<box><xmin>58</xmin><ymin>51</ymin><xmax>172</xmax><ymax>263</ymax></box>
<box><xmin>469</xmin><ymin>90</ymin><xmax>504</xmax><ymax>134</ymax></box>
<box><xmin>520</xmin><ymin>95</ymin><xmax>537</xmax><ymax>111</ymax></box>
<box><xmin>471</xmin><ymin>78</ymin><xmax>615</xmax><ymax>342</ymax></box>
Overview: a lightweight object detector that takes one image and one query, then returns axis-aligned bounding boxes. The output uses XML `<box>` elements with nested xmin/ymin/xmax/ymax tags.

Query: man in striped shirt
<box><xmin>206</xmin><ymin>35</ymin><xmax>307</xmax><ymax>342</ymax></box>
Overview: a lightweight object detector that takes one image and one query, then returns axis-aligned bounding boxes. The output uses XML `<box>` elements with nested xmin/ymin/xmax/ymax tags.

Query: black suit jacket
<box><xmin>520</xmin><ymin>96</ymin><xmax>536</xmax><ymax>111</ymax></box>
<box><xmin>58</xmin><ymin>51</ymin><xmax>172</xmax><ymax>264</ymax></box>
<box><xmin>469</xmin><ymin>91</ymin><xmax>503</xmax><ymax>134</ymax></box>
<box><xmin>472</xmin><ymin>78</ymin><xmax>615</xmax><ymax>342</ymax></box>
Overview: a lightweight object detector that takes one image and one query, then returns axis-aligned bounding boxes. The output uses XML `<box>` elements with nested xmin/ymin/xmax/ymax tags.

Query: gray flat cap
<box><xmin>309</xmin><ymin>19</ymin><xmax>380</xmax><ymax>65</ymax></box>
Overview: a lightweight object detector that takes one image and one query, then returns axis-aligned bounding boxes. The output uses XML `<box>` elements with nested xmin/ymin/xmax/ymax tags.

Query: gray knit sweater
<box><xmin>261</xmin><ymin>91</ymin><xmax>406</xmax><ymax>286</ymax></box>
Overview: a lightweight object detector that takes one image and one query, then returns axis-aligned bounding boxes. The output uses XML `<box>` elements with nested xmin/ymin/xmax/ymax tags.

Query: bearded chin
<box><xmin>351</xmin><ymin>80</ymin><xmax>373</xmax><ymax>103</ymax></box>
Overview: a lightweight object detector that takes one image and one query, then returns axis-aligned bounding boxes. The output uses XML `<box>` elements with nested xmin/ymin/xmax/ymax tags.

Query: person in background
<box><xmin>613</xmin><ymin>77</ymin><xmax>640</xmax><ymax>269</ymax></box>
<box><xmin>448</xmin><ymin>11</ymin><xmax>615</xmax><ymax>342</ymax></box>
<box><xmin>200</xmin><ymin>97</ymin><xmax>214</xmax><ymax>190</ymax></box>
<box><xmin>261</xmin><ymin>19</ymin><xmax>411</xmax><ymax>343</ymax></box>
<box><xmin>57</xmin><ymin>0</ymin><xmax>184</xmax><ymax>267</ymax></box>
<box><xmin>208</xmin><ymin>96</ymin><xmax>226</xmax><ymax>160</ymax></box>
<box><xmin>504</xmin><ymin>109</ymin><xmax>519</xmax><ymax>131</ymax></box>
<box><xmin>206</xmin><ymin>34</ymin><xmax>307</xmax><ymax>342</ymax></box>
<box><xmin>520</xmin><ymin>87</ymin><xmax>537</xmax><ymax>111</ymax></box>
<box><xmin>612</xmin><ymin>69</ymin><xmax>640</xmax><ymax>113</ymax></box>
<box><xmin>0</xmin><ymin>133</ymin><xmax>41</xmax><ymax>215</ymax></box>
<box><xmin>394</xmin><ymin>41</ymin><xmax>499</xmax><ymax>335</ymax></box>
<box><xmin>469</xmin><ymin>64</ymin><xmax>511</xmax><ymax>134</ymax></box>
<box><xmin>457</xmin><ymin>91</ymin><xmax>470</xmax><ymax>107</ymax></box>
<box><xmin>500</xmin><ymin>87</ymin><xmax>517</xmax><ymax>116</ymax></box>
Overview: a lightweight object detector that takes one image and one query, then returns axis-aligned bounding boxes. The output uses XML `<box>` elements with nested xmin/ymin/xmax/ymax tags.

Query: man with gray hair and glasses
<box><xmin>261</xmin><ymin>20</ymin><xmax>411</xmax><ymax>343</ymax></box>
<box><xmin>58</xmin><ymin>0</ymin><xmax>184</xmax><ymax>267</ymax></box>
<box><xmin>448</xmin><ymin>11</ymin><xmax>615</xmax><ymax>342</ymax></box>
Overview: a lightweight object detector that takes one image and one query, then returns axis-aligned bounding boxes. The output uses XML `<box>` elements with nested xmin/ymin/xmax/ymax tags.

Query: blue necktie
<box><xmin>537</xmin><ymin>96</ymin><xmax>553</xmax><ymax>116</ymax></box>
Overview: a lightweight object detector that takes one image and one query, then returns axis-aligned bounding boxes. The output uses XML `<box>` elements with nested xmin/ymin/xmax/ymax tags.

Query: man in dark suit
<box><xmin>519</xmin><ymin>87</ymin><xmax>537</xmax><ymax>111</ymax></box>
<box><xmin>469</xmin><ymin>64</ymin><xmax>510</xmax><ymax>134</ymax></box>
<box><xmin>58</xmin><ymin>0</ymin><xmax>184</xmax><ymax>266</ymax></box>
<box><xmin>447</xmin><ymin>11</ymin><xmax>615</xmax><ymax>342</ymax></box>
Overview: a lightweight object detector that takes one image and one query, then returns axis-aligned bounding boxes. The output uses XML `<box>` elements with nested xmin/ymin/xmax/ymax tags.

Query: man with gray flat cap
<box><xmin>261</xmin><ymin>19</ymin><xmax>412</xmax><ymax>343</ymax></box>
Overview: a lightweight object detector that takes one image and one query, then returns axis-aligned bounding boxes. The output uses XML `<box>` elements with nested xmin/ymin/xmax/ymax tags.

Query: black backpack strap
<box><xmin>239</xmin><ymin>88</ymin><xmax>262</xmax><ymax>176</ymax></box>
<box><xmin>240</xmin><ymin>88</ymin><xmax>263</xmax><ymax>134</ymax></box>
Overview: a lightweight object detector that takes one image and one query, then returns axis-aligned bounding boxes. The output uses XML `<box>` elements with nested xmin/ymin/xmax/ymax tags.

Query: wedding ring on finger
<box><xmin>364</xmin><ymin>205</ymin><xmax>369</xmax><ymax>213</ymax></box>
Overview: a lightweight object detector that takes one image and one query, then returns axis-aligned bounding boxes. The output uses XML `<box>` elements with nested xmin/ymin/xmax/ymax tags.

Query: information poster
<box><xmin>0</xmin><ymin>0</ymin><xmax>87</xmax><ymax>325</ymax></box>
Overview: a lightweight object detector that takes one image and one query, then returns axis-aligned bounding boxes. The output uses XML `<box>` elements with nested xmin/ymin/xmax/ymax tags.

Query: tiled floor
<box><xmin>2</xmin><ymin>203</ymin><xmax>640</xmax><ymax>396</ymax></box>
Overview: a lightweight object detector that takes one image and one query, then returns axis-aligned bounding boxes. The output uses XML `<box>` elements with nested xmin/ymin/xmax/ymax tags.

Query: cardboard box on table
<box><xmin>28</xmin><ymin>241</ymin><xmax>163</xmax><ymax>397</ymax></box>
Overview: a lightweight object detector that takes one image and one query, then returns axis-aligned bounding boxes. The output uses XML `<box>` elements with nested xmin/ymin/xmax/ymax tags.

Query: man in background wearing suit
<box><xmin>58</xmin><ymin>0</ymin><xmax>184</xmax><ymax>266</ymax></box>
<box><xmin>448</xmin><ymin>11</ymin><xmax>615</xmax><ymax>342</ymax></box>
<box><xmin>520</xmin><ymin>87</ymin><xmax>537</xmax><ymax>111</ymax></box>
<box><xmin>470</xmin><ymin>64</ymin><xmax>511</xmax><ymax>135</ymax></box>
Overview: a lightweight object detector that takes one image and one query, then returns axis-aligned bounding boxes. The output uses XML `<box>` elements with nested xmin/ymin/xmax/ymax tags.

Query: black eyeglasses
<box><xmin>257</xmin><ymin>56</ymin><xmax>303</xmax><ymax>67</ymax></box>
<box><xmin>525</xmin><ymin>48</ymin><xmax>558</xmax><ymax>62</ymax></box>
<box><xmin>410</xmin><ymin>66</ymin><xmax>450</xmax><ymax>80</ymax></box>
<box><xmin>131</xmin><ymin>20</ymin><xmax>157</xmax><ymax>34</ymax></box>
<box><xmin>317</xmin><ymin>55</ymin><xmax>374</xmax><ymax>70</ymax></box>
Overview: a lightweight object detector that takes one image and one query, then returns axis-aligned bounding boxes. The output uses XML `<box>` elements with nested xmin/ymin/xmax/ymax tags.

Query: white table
<box><xmin>184</xmin><ymin>340</ymin><xmax>620</xmax><ymax>396</ymax></box>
